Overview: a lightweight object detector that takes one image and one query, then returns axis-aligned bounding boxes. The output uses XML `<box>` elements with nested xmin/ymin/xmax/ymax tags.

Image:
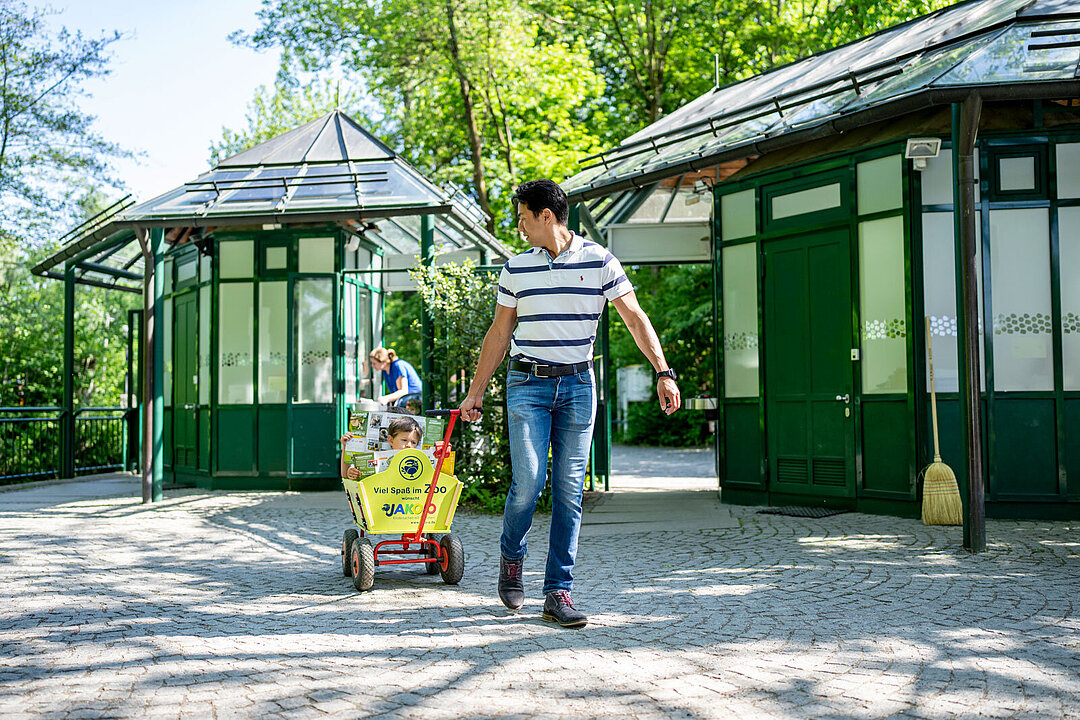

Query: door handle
<box><xmin>835</xmin><ymin>394</ymin><xmax>850</xmax><ymax>403</ymax></box>
<box><xmin>184</xmin><ymin>403</ymin><xmax>196</xmax><ymax>410</ymax></box>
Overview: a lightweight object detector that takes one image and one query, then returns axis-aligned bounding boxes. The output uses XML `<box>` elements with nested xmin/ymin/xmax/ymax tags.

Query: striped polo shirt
<box><xmin>497</xmin><ymin>233</ymin><xmax>633</xmax><ymax>365</ymax></box>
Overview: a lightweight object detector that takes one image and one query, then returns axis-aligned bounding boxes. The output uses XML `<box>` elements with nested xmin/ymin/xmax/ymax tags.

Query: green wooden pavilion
<box><xmin>33</xmin><ymin>111</ymin><xmax>510</xmax><ymax>496</ymax></box>
<box><xmin>563</xmin><ymin>0</ymin><xmax>1080</xmax><ymax>520</ymax></box>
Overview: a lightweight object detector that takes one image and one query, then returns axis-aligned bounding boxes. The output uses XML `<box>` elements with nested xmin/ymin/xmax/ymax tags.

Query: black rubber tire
<box><xmin>440</xmin><ymin>533</ymin><xmax>464</xmax><ymax>585</ymax></box>
<box><xmin>424</xmin><ymin>534</ymin><xmax>441</xmax><ymax>575</ymax></box>
<box><xmin>342</xmin><ymin>529</ymin><xmax>359</xmax><ymax>577</ymax></box>
<box><xmin>351</xmin><ymin>537</ymin><xmax>375</xmax><ymax>591</ymax></box>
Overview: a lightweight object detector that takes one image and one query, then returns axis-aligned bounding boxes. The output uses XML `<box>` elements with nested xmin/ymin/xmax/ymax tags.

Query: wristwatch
<box><xmin>655</xmin><ymin>368</ymin><xmax>677</xmax><ymax>382</ymax></box>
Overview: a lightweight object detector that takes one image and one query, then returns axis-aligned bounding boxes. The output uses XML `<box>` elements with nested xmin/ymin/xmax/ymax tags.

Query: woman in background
<box><xmin>369</xmin><ymin>347</ymin><xmax>422</xmax><ymax>409</ymax></box>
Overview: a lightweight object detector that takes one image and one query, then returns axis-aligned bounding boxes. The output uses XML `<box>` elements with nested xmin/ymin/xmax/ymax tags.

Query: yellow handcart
<box><xmin>340</xmin><ymin>409</ymin><xmax>464</xmax><ymax>591</ymax></box>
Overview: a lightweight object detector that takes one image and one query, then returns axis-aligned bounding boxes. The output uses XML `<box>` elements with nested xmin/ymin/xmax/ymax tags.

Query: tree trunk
<box><xmin>445</xmin><ymin>1</ymin><xmax>495</xmax><ymax>234</ymax></box>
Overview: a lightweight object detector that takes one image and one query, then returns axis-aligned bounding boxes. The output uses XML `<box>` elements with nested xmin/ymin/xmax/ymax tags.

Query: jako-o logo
<box><xmin>382</xmin><ymin>502</ymin><xmax>436</xmax><ymax>517</ymax></box>
<box><xmin>399</xmin><ymin>456</ymin><xmax>423</xmax><ymax>480</ymax></box>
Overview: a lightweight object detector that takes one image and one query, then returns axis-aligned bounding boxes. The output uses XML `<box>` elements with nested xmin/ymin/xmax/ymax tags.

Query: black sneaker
<box><xmin>498</xmin><ymin>555</ymin><xmax>525</xmax><ymax>611</ymax></box>
<box><xmin>542</xmin><ymin>590</ymin><xmax>587</xmax><ymax>628</ymax></box>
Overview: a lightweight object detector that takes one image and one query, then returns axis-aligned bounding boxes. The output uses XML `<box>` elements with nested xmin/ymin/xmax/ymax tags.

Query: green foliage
<box><xmin>0</xmin><ymin>3</ymin><xmax>133</xmax><ymax>410</ymax></box>
<box><xmin>608</xmin><ymin>263</ymin><xmax>715</xmax><ymax>447</ymax></box>
<box><xmin>621</xmin><ymin>402</ymin><xmax>708</xmax><ymax>446</ymax></box>
<box><xmin>237</xmin><ymin>0</ymin><xmax>612</xmax><ymax>241</ymax></box>
<box><xmin>0</xmin><ymin>0</ymin><xmax>127</xmax><ymax>231</ymax></box>
<box><xmin>380</xmin><ymin>291</ymin><xmax>422</xmax><ymax>372</ymax></box>
<box><xmin>0</xmin><ymin>238</ymin><xmax>137</xmax><ymax>408</ymax></box>
<box><xmin>535</xmin><ymin>0</ymin><xmax>954</xmax><ymax>139</ymax></box>
<box><xmin>409</xmin><ymin>260</ymin><xmax>513</xmax><ymax>511</ymax></box>
<box><xmin>208</xmin><ymin>56</ymin><xmax>374</xmax><ymax>166</ymax></box>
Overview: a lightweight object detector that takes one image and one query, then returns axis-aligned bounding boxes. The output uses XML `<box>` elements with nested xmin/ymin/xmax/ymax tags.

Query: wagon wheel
<box><xmin>350</xmin><ymin>537</ymin><xmax>375</xmax><ymax>591</ymax></box>
<box><xmin>424</xmin><ymin>534</ymin><xmax>442</xmax><ymax>575</ymax></box>
<box><xmin>342</xmin><ymin>529</ymin><xmax>359</xmax><ymax>577</ymax></box>
<box><xmin>439</xmin><ymin>533</ymin><xmax>464</xmax><ymax>585</ymax></box>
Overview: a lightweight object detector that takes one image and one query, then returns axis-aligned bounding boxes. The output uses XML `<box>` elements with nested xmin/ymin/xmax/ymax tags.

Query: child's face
<box><xmin>388</xmin><ymin>429</ymin><xmax>421</xmax><ymax>450</ymax></box>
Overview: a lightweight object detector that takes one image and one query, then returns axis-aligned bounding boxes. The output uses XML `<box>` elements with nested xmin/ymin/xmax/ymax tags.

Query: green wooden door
<box><xmin>287</xmin><ymin>276</ymin><xmax>337</xmax><ymax>478</ymax></box>
<box><xmin>764</xmin><ymin>229</ymin><xmax>855</xmax><ymax>498</ymax></box>
<box><xmin>173</xmin><ymin>292</ymin><xmax>198</xmax><ymax>471</ymax></box>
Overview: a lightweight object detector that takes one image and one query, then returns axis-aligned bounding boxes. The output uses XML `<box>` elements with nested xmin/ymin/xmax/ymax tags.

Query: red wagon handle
<box><xmin>410</xmin><ymin>408</ymin><xmax>466</xmax><ymax>542</ymax></box>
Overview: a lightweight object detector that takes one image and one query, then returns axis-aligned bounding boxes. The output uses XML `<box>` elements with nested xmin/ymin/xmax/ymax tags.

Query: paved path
<box><xmin>1</xmin><ymin>456</ymin><xmax>1078</xmax><ymax>719</ymax></box>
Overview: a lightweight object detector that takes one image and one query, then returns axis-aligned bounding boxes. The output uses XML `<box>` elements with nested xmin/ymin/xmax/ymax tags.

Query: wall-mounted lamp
<box><xmin>905</xmin><ymin>137</ymin><xmax>941</xmax><ymax>171</ymax></box>
<box><xmin>345</xmin><ymin>235</ymin><xmax>361</xmax><ymax>252</ymax></box>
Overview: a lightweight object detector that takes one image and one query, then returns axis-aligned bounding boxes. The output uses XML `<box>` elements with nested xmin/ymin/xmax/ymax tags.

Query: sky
<box><xmin>31</xmin><ymin>0</ymin><xmax>282</xmax><ymax>201</ymax></box>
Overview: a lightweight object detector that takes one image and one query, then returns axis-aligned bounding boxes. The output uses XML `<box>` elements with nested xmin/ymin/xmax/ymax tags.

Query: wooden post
<box><xmin>135</xmin><ymin>227</ymin><xmax>164</xmax><ymax>503</ymax></box>
<box><xmin>952</xmin><ymin>94</ymin><xmax>986</xmax><ymax>552</ymax></box>
<box><xmin>151</xmin><ymin>228</ymin><xmax>165</xmax><ymax>502</ymax></box>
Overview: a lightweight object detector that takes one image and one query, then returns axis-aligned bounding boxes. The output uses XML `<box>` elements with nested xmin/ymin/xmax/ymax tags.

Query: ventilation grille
<box><xmin>777</xmin><ymin>458</ymin><xmax>809</xmax><ymax>484</ymax></box>
<box><xmin>813</xmin><ymin>458</ymin><xmax>847</xmax><ymax>487</ymax></box>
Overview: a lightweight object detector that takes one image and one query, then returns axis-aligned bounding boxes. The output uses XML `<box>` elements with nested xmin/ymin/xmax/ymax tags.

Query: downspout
<box><xmin>952</xmin><ymin>92</ymin><xmax>985</xmax><ymax>552</ymax></box>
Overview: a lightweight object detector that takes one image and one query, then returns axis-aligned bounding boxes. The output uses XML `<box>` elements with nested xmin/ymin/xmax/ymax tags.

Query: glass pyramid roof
<box><xmin>563</xmin><ymin>0</ymin><xmax>1080</xmax><ymax>199</ymax></box>
<box><xmin>34</xmin><ymin>112</ymin><xmax>509</xmax><ymax>289</ymax></box>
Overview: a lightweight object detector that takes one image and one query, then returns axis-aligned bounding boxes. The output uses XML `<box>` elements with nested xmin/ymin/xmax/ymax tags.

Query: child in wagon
<box><xmin>340</xmin><ymin>415</ymin><xmax>422</xmax><ymax>479</ymax></box>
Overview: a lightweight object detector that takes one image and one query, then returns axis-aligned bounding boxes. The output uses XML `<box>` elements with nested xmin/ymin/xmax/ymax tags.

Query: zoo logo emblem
<box><xmin>399</xmin><ymin>455</ymin><xmax>423</xmax><ymax>481</ymax></box>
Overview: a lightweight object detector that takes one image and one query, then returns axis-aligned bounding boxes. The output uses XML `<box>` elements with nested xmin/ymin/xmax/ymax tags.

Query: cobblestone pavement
<box><xmin>1</xmin><ymin>469</ymin><xmax>1078</xmax><ymax>719</ymax></box>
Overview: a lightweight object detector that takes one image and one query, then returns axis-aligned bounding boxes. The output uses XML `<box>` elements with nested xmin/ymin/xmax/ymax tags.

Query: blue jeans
<box><xmin>501</xmin><ymin>368</ymin><xmax>596</xmax><ymax>594</ymax></box>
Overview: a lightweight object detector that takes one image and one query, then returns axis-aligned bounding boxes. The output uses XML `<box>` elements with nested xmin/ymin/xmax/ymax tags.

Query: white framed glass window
<box><xmin>344</xmin><ymin>285</ymin><xmax>358</xmax><ymax>403</ymax></box>
<box><xmin>258</xmin><ymin>281</ymin><xmax>287</xmax><ymax>404</ymax></box>
<box><xmin>989</xmin><ymin>209</ymin><xmax>1052</xmax><ymax>391</ymax></box>
<box><xmin>859</xmin><ymin>216</ymin><xmax>907</xmax><ymax>393</ymax></box>
<box><xmin>1057</xmin><ymin>143</ymin><xmax>1080</xmax><ymax>199</ymax></box>
<box><xmin>722</xmin><ymin>243</ymin><xmax>759</xmax><ymax>398</ymax></box>
<box><xmin>998</xmin><ymin>156</ymin><xmax>1036</xmax><ymax>192</ymax></box>
<box><xmin>771</xmin><ymin>183</ymin><xmax>840</xmax><ymax>220</ymax></box>
<box><xmin>720</xmin><ymin>189</ymin><xmax>755</xmax><ymax>241</ymax></box>
<box><xmin>857</xmin><ymin>155</ymin><xmax>902</xmax><ymax>216</ymax></box>
<box><xmin>198</xmin><ymin>285</ymin><xmax>210</xmax><ymax>406</ymax></box>
<box><xmin>218</xmin><ymin>283</ymin><xmax>254</xmax><ymax>403</ymax></box>
<box><xmin>265</xmin><ymin>246</ymin><xmax>288</xmax><ymax>271</ymax></box>
<box><xmin>1059</xmin><ymin>206</ymin><xmax>1080</xmax><ymax>390</ymax></box>
<box><xmin>163</xmin><ymin>299</ymin><xmax>173</xmax><ymax>406</ymax></box>
<box><xmin>219</xmin><ymin>240</ymin><xmax>254</xmax><ymax>279</ymax></box>
<box><xmin>921</xmin><ymin>212</ymin><xmax>985</xmax><ymax>392</ymax></box>
<box><xmin>295</xmin><ymin>278</ymin><xmax>333</xmax><ymax>404</ymax></box>
<box><xmin>298</xmin><ymin>236</ymin><xmax>335</xmax><ymax>273</ymax></box>
<box><xmin>163</xmin><ymin>257</ymin><xmax>174</xmax><ymax>295</ymax></box>
<box><xmin>176</xmin><ymin>257</ymin><xmax>197</xmax><ymax>285</ymax></box>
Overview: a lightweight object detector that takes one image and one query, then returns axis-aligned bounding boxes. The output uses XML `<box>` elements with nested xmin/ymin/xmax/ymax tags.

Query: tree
<box><xmin>536</xmin><ymin>0</ymin><xmax>956</xmax><ymax>139</ymax></box>
<box><xmin>608</xmin><ymin>263</ymin><xmax>714</xmax><ymax>445</ymax></box>
<box><xmin>409</xmin><ymin>260</ymin><xmax>516</xmax><ymax>511</ymax></box>
<box><xmin>0</xmin><ymin>1</ymin><xmax>133</xmax><ymax>408</ymax></box>
<box><xmin>0</xmin><ymin>0</ymin><xmax>125</xmax><ymax>233</ymax></box>
<box><xmin>209</xmin><ymin>55</ymin><xmax>372</xmax><ymax>165</ymax></box>
<box><xmin>237</xmin><ymin>0</ymin><xmax>610</xmax><ymax>240</ymax></box>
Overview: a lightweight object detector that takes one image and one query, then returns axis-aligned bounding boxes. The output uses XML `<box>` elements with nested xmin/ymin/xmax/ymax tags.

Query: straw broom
<box><xmin>922</xmin><ymin>320</ymin><xmax>963</xmax><ymax>526</ymax></box>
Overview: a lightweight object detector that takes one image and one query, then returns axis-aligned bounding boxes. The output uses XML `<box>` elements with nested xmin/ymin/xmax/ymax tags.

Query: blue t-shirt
<box><xmin>384</xmin><ymin>358</ymin><xmax>422</xmax><ymax>395</ymax></box>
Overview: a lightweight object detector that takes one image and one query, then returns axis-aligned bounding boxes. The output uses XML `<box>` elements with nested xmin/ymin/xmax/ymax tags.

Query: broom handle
<box><xmin>925</xmin><ymin>319</ymin><xmax>942</xmax><ymax>462</ymax></box>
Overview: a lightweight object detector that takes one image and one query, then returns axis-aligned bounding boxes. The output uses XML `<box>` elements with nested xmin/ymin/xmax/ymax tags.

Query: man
<box><xmin>459</xmin><ymin>179</ymin><xmax>680</xmax><ymax>628</ymax></box>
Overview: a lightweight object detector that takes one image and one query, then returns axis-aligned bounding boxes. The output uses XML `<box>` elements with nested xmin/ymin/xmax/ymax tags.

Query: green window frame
<box><xmin>761</xmin><ymin>170</ymin><xmax>850</xmax><ymax>234</ymax></box>
<box><xmin>986</xmin><ymin>144</ymin><xmax>1048</xmax><ymax>202</ymax></box>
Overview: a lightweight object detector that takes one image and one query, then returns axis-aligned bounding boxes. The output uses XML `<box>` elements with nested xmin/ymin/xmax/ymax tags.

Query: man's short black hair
<box><xmin>512</xmin><ymin>179</ymin><xmax>569</xmax><ymax>226</ymax></box>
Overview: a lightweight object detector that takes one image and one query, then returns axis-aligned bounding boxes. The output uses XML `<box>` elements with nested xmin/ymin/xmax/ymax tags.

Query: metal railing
<box><xmin>0</xmin><ymin>407</ymin><xmax>132</xmax><ymax>486</ymax></box>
